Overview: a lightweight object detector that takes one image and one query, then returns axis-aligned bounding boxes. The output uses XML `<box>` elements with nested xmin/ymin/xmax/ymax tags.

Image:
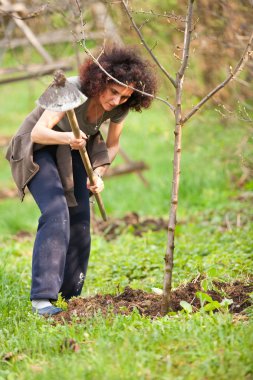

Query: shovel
<box><xmin>37</xmin><ymin>70</ymin><xmax>107</xmax><ymax>221</ymax></box>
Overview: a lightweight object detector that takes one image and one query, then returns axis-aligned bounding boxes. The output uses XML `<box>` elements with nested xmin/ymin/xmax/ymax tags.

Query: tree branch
<box><xmin>121</xmin><ymin>0</ymin><xmax>177</xmax><ymax>88</ymax></box>
<box><xmin>177</xmin><ymin>0</ymin><xmax>194</xmax><ymax>79</ymax></box>
<box><xmin>0</xmin><ymin>3</ymin><xmax>48</xmax><ymax>20</ymax></box>
<box><xmin>129</xmin><ymin>9</ymin><xmax>186</xmax><ymax>23</ymax></box>
<box><xmin>182</xmin><ymin>30</ymin><xmax>253</xmax><ymax>124</ymax></box>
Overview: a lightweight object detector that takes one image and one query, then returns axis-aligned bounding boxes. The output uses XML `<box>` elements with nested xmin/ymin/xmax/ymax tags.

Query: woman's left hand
<box><xmin>87</xmin><ymin>173</ymin><xmax>104</xmax><ymax>194</ymax></box>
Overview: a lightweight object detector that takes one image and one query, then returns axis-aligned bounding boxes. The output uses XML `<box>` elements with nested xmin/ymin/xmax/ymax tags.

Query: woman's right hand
<box><xmin>67</xmin><ymin>131</ymin><xmax>88</xmax><ymax>150</ymax></box>
<box><xmin>31</xmin><ymin>110</ymin><xmax>88</xmax><ymax>147</ymax></box>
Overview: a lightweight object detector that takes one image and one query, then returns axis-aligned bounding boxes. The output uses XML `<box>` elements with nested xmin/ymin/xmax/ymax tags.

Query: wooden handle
<box><xmin>66</xmin><ymin>109</ymin><xmax>107</xmax><ymax>221</ymax></box>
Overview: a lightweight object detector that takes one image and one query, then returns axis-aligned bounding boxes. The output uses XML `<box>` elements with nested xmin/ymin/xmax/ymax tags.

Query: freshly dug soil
<box><xmin>53</xmin><ymin>279</ymin><xmax>253</xmax><ymax>323</ymax></box>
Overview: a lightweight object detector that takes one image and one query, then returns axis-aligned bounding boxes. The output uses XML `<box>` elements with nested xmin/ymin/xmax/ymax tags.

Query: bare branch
<box><xmin>121</xmin><ymin>0</ymin><xmax>177</xmax><ymax>88</ymax></box>
<box><xmin>0</xmin><ymin>4</ymin><xmax>48</xmax><ymax>20</ymax></box>
<box><xmin>139</xmin><ymin>18</ymin><xmax>151</xmax><ymax>31</ymax></box>
<box><xmin>129</xmin><ymin>9</ymin><xmax>186</xmax><ymax>23</ymax></box>
<box><xmin>105</xmin><ymin>0</ymin><xmax>122</xmax><ymax>4</ymax></box>
<box><xmin>74</xmin><ymin>0</ymin><xmax>87</xmax><ymax>38</ymax></box>
<box><xmin>74</xmin><ymin>0</ymin><xmax>82</xmax><ymax>14</ymax></box>
<box><xmin>216</xmin><ymin>103</ymin><xmax>253</xmax><ymax>124</ymax></box>
<box><xmin>177</xmin><ymin>0</ymin><xmax>194</xmax><ymax>79</ymax></box>
<box><xmin>182</xmin><ymin>31</ymin><xmax>253</xmax><ymax>124</ymax></box>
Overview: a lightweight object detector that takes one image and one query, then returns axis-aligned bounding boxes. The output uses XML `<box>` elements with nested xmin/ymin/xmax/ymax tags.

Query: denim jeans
<box><xmin>28</xmin><ymin>145</ymin><xmax>91</xmax><ymax>301</ymax></box>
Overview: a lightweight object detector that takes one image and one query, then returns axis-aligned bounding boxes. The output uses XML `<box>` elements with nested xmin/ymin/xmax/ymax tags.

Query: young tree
<box><xmin>120</xmin><ymin>0</ymin><xmax>253</xmax><ymax>314</ymax></box>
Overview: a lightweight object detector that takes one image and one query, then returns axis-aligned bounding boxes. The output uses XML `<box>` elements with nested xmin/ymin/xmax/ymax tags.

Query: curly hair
<box><xmin>79</xmin><ymin>46</ymin><xmax>157</xmax><ymax>112</ymax></box>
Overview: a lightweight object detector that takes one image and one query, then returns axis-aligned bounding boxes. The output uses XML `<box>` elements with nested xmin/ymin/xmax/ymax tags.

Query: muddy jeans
<box><xmin>28</xmin><ymin>145</ymin><xmax>91</xmax><ymax>301</ymax></box>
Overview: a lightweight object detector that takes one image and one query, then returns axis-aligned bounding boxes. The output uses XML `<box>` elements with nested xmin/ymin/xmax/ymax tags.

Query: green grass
<box><xmin>0</xmin><ymin>60</ymin><xmax>253</xmax><ymax>379</ymax></box>
<box><xmin>0</xmin><ymin>198</ymin><xmax>252</xmax><ymax>379</ymax></box>
<box><xmin>0</xmin><ymin>198</ymin><xmax>39</xmax><ymax>235</ymax></box>
<box><xmin>1</xmin><ymin>312</ymin><xmax>253</xmax><ymax>380</ymax></box>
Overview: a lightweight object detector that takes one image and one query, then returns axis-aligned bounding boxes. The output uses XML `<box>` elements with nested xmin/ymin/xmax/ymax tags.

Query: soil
<box><xmin>93</xmin><ymin>210</ymin><xmax>252</xmax><ymax>240</ymax></box>
<box><xmin>0</xmin><ymin>188</ymin><xmax>18</xmax><ymax>200</ymax></box>
<box><xmin>0</xmin><ymin>135</ymin><xmax>10</xmax><ymax>147</ymax></box>
<box><xmin>53</xmin><ymin>279</ymin><xmax>253</xmax><ymax>324</ymax></box>
<box><xmin>92</xmin><ymin>212</ymin><xmax>168</xmax><ymax>240</ymax></box>
<box><xmin>14</xmin><ymin>230</ymin><xmax>34</xmax><ymax>241</ymax></box>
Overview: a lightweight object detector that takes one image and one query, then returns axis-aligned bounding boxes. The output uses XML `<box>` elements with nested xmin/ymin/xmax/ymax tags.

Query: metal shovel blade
<box><xmin>36</xmin><ymin>70</ymin><xmax>86</xmax><ymax>112</ymax></box>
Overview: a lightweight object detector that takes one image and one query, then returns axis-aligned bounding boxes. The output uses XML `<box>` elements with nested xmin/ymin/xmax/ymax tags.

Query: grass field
<box><xmin>0</xmin><ymin>75</ymin><xmax>253</xmax><ymax>380</ymax></box>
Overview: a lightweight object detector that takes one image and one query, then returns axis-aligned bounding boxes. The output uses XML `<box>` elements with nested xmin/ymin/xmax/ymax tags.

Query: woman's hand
<box><xmin>31</xmin><ymin>110</ymin><xmax>88</xmax><ymax>147</ymax></box>
<box><xmin>68</xmin><ymin>131</ymin><xmax>88</xmax><ymax>150</ymax></box>
<box><xmin>87</xmin><ymin>172</ymin><xmax>104</xmax><ymax>194</ymax></box>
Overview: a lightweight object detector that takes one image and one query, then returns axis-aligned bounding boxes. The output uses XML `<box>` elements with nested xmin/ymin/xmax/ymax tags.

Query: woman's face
<box><xmin>98</xmin><ymin>83</ymin><xmax>134</xmax><ymax>111</ymax></box>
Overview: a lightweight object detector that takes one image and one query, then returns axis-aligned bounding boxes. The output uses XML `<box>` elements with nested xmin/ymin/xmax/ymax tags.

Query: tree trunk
<box><xmin>161</xmin><ymin>80</ymin><xmax>183</xmax><ymax>315</ymax></box>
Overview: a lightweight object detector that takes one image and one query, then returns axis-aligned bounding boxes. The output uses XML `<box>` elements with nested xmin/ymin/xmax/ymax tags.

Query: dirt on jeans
<box><xmin>53</xmin><ymin>279</ymin><xmax>253</xmax><ymax>324</ymax></box>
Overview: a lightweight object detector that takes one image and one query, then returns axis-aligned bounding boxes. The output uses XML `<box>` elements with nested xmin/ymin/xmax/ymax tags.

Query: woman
<box><xmin>6</xmin><ymin>46</ymin><xmax>157</xmax><ymax>315</ymax></box>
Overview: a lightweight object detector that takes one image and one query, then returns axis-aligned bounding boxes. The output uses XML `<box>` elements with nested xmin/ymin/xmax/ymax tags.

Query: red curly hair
<box><xmin>79</xmin><ymin>46</ymin><xmax>157</xmax><ymax>112</ymax></box>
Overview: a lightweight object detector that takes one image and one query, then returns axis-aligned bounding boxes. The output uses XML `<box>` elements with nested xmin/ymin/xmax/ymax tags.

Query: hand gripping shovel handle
<box><xmin>66</xmin><ymin>109</ymin><xmax>107</xmax><ymax>221</ymax></box>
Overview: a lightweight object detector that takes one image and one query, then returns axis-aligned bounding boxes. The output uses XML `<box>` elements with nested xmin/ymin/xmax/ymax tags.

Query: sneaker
<box><xmin>32</xmin><ymin>305</ymin><xmax>63</xmax><ymax>316</ymax></box>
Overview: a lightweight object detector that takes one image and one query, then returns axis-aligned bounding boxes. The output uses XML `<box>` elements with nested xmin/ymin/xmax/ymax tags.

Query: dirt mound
<box><xmin>0</xmin><ymin>135</ymin><xmax>10</xmax><ymax>147</ymax></box>
<box><xmin>53</xmin><ymin>279</ymin><xmax>253</xmax><ymax>323</ymax></box>
<box><xmin>93</xmin><ymin>212</ymin><xmax>168</xmax><ymax>240</ymax></box>
<box><xmin>0</xmin><ymin>188</ymin><xmax>18</xmax><ymax>200</ymax></box>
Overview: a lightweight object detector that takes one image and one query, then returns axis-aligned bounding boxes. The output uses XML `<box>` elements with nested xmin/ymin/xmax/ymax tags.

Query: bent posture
<box><xmin>6</xmin><ymin>46</ymin><xmax>157</xmax><ymax>315</ymax></box>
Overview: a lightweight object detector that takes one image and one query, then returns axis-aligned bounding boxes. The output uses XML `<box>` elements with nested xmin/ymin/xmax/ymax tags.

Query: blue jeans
<box><xmin>28</xmin><ymin>145</ymin><xmax>91</xmax><ymax>301</ymax></box>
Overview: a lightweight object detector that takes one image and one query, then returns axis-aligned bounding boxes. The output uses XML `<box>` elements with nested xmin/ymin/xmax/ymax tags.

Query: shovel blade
<box><xmin>37</xmin><ymin>73</ymin><xmax>86</xmax><ymax>112</ymax></box>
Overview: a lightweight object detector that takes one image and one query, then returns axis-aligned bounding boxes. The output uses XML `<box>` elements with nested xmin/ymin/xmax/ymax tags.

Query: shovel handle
<box><xmin>66</xmin><ymin>109</ymin><xmax>107</xmax><ymax>221</ymax></box>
